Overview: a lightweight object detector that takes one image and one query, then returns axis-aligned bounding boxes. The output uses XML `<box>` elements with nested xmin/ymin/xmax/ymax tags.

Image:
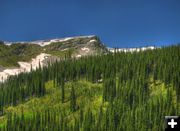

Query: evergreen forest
<box><xmin>0</xmin><ymin>45</ymin><xmax>179</xmax><ymax>131</ymax></box>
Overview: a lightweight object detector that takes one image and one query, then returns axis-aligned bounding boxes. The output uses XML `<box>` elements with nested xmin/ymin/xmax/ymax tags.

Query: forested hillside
<box><xmin>0</xmin><ymin>44</ymin><xmax>179</xmax><ymax>131</ymax></box>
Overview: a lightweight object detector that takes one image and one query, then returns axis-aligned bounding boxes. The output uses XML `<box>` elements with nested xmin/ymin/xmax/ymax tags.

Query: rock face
<box><xmin>43</xmin><ymin>35</ymin><xmax>107</xmax><ymax>57</ymax></box>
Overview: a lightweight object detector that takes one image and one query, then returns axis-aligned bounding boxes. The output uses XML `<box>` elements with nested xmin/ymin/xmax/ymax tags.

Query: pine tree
<box><xmin>61</xmin><ymin>81</ymin><xmax>65</xmax><ymax>103</ymax></box>
<box><xmin>70</xmin><ymin>85</ymin><xmax>76</xmax><ymax>112</ymax></box>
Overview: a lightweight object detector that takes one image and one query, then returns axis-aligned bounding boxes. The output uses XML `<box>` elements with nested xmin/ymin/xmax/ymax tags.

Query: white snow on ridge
<box><xmin>81</xmin><ymin>47</ymin><xmax>90</xmax><ymax>52</ymax></box>
<box><xmin>4</xmin><ymin>35</ymin><xmax>96</xmax><ymax>47</ymax></box>
<box><xmin>89</xmin><ymin>39</ymin><xmax>97</xmax><ymax>43</ymax></box>
<box><xmin>108</xmin><ymin>46</ymin><xmax>156</xmax><ymax>53</ymax></box>
<box><xmin>4</xmin><ymin>43</ymin><xmax>12</xmax><ymax>46</ymax></box>
<box><xmin>0</xmin><ymin>53</ymin><xmax>50</xmax><ymax>82</ymax></box>
<box><xmin>35</xmin><ymin>35</ymin><xmax>95</xmax><ymax>46</ymax></box>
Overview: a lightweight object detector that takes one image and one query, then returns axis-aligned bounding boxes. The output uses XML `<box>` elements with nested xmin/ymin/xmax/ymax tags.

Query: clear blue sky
<box><xmin>0</xmin><ymin>0</ymin><xmax>180</xmax><ymax>47</ymax></box>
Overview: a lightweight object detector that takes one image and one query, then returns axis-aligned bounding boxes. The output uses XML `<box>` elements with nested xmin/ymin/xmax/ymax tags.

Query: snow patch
<box><xmin>76</xmin><ymin>55</ymin><xmax>81</xmax><ymax>58</ymax></box>
<box><xmin>81</xmin><ymin>47</ymin><xmax>90</xmax><ymax>52</ymax></box>
<box><xmin>89</xmin><ymin>39</ymin><xmax>96</xmax><ymax>43</ymax></box>
<box><xmin>108</xmin><ymin>46</ymin><xmax>156</xmax><ymax>53</ymax></box>
<box><xmin>0</xmin><ymin>53</ymin><xmax>50</xmax><ymax>82</ymax></box>
<box><xmin>5</xmin><ymin>44</ymin><xmax>12</xmax><ymax>46</ymax></box>
<box><xmin>61</xmin><ymin>48</ymin><xmax>69</xmax><ymax>51</ymax></box>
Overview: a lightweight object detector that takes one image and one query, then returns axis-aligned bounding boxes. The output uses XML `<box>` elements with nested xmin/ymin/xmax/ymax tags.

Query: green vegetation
<box><xmin>45</xmin><ymin>48</ymin><xmax>76</xmax><ymax>58</ymax></box>
<box><xmin>0</xmin><ymin>80</ymin><xmax>103</xmax><ymax>128</ymax></box>
<box><xmin>0</xmin><ymin>36</ymin><xmax>106</xmax><ymax>68</ymax></box>
<box><xmin>0</xmin><ymin>43</ymin><xmax>42</xmax><ymax>67</ymax></box>
<box><xmin>0</xmin><ymin>42</ymin><xmax>75</xmax><ymax>67</ymax></box>
<box><xmin>0</xmin><ymin>45</ymin><xmax>179</xmax><ymax>131</ymax></box>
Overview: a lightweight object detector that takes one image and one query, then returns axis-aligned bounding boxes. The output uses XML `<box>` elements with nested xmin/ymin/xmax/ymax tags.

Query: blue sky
<box><xmin>0</xmin><ymin>0</ymin><xmax>180</xmax><ymax>47</ymax></box>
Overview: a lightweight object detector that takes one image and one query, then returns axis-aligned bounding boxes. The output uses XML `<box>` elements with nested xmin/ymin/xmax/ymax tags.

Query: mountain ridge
<box><xmin>0</xmin><ymin>35</ymin><xmax>158</xmax><ymax>82</ymax></box>
<box><xmin>3</xmin><ymin>35</ymin><xmax>96</xmax><ymax>46</ymax></box>
<box><xmin>0</xmin><ymin>35</ymin><xmax>107</xmax><ymax>67</ymax></box>
<box><xmin>0</xmin><ymin>35</ymin><xmax>107</xmax><ymax>82</ymax></box>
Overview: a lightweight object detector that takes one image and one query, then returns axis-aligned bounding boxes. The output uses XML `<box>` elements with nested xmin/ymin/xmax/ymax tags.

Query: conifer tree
<box><xmin>70</xmin><ymin>85</ymin><xmax>76</xmax><ymax>112</ymax></box>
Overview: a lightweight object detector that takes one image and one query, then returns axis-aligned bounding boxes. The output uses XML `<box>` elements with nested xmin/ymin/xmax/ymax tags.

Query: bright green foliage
<box><xmin>0</xmin><ymin>44</ymin><xmax>179</xmax><ymax>131</ymax></box>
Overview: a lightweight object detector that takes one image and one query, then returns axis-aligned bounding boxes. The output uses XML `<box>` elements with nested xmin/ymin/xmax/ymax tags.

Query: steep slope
<box><xmin>0</xmin><ymin>36</ymin><xmax>107</xmax><ymax>82</ymax></box>
<box><xmin>0</xmin><ymin>45</ymin><xmax>179</xmax><ymax>131</ymax></box>
<box><xmin>0</xmin><ymin>43</ymin><xmax>42</xmax><ymax>67</ymax></box>
<box><xmin>0</xmin><ymin>35</ymin><xmax>158</xmax><ymax>82</ymax></box>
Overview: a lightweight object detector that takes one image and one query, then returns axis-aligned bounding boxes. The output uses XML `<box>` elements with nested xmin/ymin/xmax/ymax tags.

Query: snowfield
<box><xmin>0</xmin><ymin>53</ymin><xmax>50</xmax><ymax>82</ymax></box>
<box><xmin>89</xmin><ymin>39</ymin><xmax>97</xmax><ymax>43</ymax></box>
<box><xmin>81</xmin><ymin>47</ymin><xmax>90</xmax><ymax>52</ymax></box>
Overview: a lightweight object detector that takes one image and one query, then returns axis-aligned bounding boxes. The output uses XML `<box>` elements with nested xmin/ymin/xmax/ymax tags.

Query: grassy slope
<box><xmin>0</xmin><ymin>43</ymin><xmax>76</xmax><ymax>67</ymax></box>
<box><xmin>0</xmin><ymin>42</ymin><xmax>76</xmax><ymax>67</ymax></box>
<box><xmin>0</xmin><ymin>44</ymin><xmax>42</xmax><ymax>67</ymax></box>
<box><xmin>44</xmin><ymin>48</ymin><xmax>76</xmax><ymax>58</ymax></box>
<box><xmin>0</xmin><ymin>42</ymin><xmax>104</xmax><ymax>68</ymax></box>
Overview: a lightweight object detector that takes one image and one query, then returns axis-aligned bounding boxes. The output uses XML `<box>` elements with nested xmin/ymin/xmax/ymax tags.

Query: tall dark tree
<box><xmin>70</xmin><ymin>85</ymin><xmax>76</xmax><ymax>112</ymax></box>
